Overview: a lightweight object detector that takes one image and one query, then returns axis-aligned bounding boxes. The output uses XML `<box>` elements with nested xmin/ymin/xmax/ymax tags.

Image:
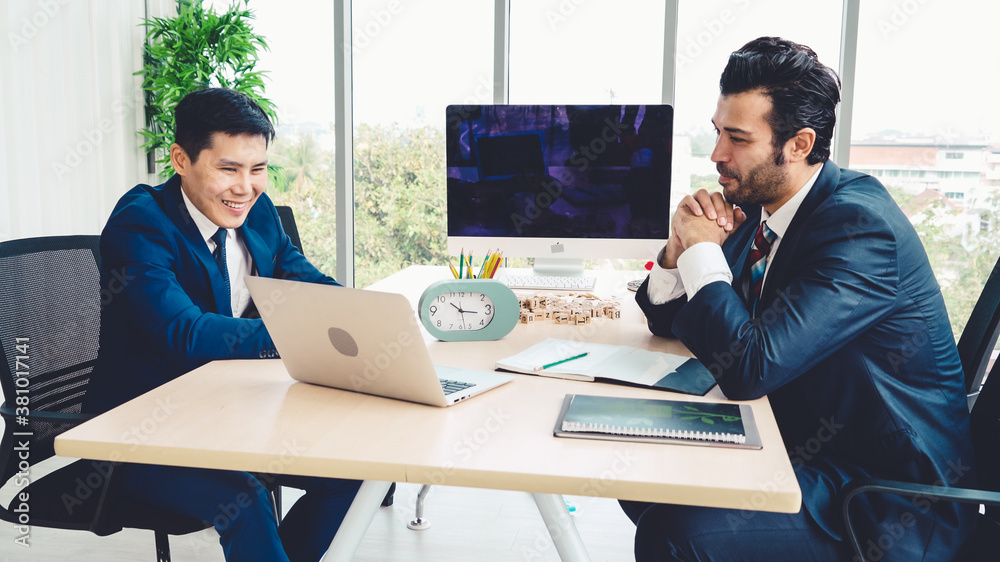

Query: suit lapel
<box><xmin>758</xmin><ymin>160</ymin><xmax>841</xmax><ymax>309</ymax></box>
<box><xmin>238</xmin><ymin>222</ymin><xmax>275</xmax><ymax>279</ymax></box>
<box><xmin>161</xmin><ymin>176</ymin><xmax>233</xmax><ymax>316</ymax></box>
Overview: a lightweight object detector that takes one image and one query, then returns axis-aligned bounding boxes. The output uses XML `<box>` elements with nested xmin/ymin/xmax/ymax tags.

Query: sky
<box><xmin>217</xmin><ymin>0</ymin><xmax>1000</xmax><ymax>141</ymax></box>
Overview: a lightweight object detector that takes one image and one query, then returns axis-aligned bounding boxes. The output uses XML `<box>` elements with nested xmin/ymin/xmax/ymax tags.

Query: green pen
<box><xmin>535</xmin><ymin>352</ymin><xmax>589</xmax><ymax>371</ymax></box>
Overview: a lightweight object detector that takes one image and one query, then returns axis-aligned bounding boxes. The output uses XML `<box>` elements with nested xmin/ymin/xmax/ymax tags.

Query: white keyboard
<box><xmin>496</xmin><ymin>274</ymin><xmax>596</xmax><ymax>291</ymax></box>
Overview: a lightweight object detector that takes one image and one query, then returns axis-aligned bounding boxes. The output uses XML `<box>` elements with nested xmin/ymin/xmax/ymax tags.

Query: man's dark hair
<box><xmin>720</xmin><ymin>37</ymin><xmax>841</xmax><ymax>165</ymax></box>
<box><xmin>174</xmin><ymin>88</ymin><xmax>276</xmax><ymax>163</ymax></box>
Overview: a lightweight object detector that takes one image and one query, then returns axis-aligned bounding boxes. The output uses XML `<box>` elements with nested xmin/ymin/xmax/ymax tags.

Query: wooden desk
<box><xmin>55</xmin><ymin>266</ymin><xmax>801</xmax><ymax>561</ymax></box>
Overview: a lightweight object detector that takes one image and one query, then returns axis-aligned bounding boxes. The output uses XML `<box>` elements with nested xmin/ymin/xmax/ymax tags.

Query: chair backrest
<box><xmin>971</xmin><ymin>353</ymin><xmax>1000</xmax><ymax>503</ymax></box>
<box><xmin>0</xmin><ymin>236</ymin><xmax>102</xmax><ymax>485</ymax></box>
<box><xmin>958</xmin><ymin>254</ymin><xmax>1000</xmax><ymax>405</ymax></box>
<box><xmin>275</xmin><ymin>205</ymin><xmax>305</xmax><ymax>257</ymax></box>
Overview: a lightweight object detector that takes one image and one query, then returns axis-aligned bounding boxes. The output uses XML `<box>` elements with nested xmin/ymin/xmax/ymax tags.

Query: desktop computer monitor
<box><xmin>446</xmin><ymin>104</ymin><xmax>672</xmax><ymax>275</ymax></box>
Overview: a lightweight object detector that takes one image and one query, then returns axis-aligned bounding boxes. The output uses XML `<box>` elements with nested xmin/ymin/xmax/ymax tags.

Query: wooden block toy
<box><xmin>516</xmin><ymin>290</ymin><xmax>620</xmax><ymax>325</ymax></box>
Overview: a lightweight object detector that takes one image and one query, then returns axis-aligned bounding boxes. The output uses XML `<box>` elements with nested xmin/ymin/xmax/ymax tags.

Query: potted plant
<box><xmin>137</xmin><ymin>0</ymin><xmax>283</xmax><ymax>187</ymax></box>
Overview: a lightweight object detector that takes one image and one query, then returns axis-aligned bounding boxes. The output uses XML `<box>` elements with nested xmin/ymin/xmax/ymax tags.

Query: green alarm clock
<box><xmin>418</xmin><ymin>279</ymin><xmax>520</xmax><ymax>341</ymax></box>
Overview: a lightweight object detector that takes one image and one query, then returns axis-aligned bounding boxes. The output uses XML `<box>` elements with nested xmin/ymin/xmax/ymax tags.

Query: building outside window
<box><xmin>852</xmin><ymin>0</ymin><xmax>1000</xmax><ymax>336</ymax></box>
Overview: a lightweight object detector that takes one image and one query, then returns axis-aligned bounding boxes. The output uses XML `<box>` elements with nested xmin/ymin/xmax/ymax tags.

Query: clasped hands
<box><xmin>659</xmin><ymin>189</ymin><xmax>747</xmax><ymax>269</ymax></box>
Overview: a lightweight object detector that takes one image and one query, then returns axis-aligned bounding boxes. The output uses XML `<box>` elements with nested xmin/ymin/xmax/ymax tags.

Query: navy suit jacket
<box><xmin>636</xmin><ymin>161</ymin><xmax>976</xmax><ymax>558</ymax></box>
<box><xmin>84</xmin><ymin>175</ymin><xmax>337</xmax><ymax>414</ymax></box>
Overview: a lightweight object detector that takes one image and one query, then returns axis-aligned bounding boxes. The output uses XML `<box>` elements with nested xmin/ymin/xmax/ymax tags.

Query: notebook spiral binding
<box><xmin>561</xmin><ymin>421</ymin><xmax>748</xmax><ymax>444</ymax></box>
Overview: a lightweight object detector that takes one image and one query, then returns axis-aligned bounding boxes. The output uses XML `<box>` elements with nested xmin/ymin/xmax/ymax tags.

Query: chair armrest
<box><xmin>0</xmin><ymin>403</ymin><xmax>95</xmax><ymax>478</ymax></box>
<box><xmin>841</xmin><ymin>477</ymin><xmax>1000</xmax><ymax>561</ymax></box>
<box><xmin>0</xmin><ymin>402</ymin><xmax>123</xmax><ymax>535</ymax></box>
<box><xmin>0</xmin><ymin>402</ymin><xmax>93</xmax><ymax>424</ymax></box>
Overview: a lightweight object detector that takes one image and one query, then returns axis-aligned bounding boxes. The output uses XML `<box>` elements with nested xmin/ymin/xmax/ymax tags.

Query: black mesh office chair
<box><xmin>0</xmin><ymin>235</ymin><xmax>208</xmax><ymax>561</ymax></box>
<box><xmin>959</xmin><ymin>255</ymin><xmax>1000</xmax><ymax>409</ymax></box>
<box><xmin>841</xmin><ymin>254</ymin><xmax>1000</xmax><ymax>561</ymax></box>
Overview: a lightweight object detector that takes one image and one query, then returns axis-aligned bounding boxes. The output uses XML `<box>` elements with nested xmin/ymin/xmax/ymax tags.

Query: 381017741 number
<box><xmin>13</xmin><ymin>337</ymin><xmax>30</xmax><ymax>417</ymax></box>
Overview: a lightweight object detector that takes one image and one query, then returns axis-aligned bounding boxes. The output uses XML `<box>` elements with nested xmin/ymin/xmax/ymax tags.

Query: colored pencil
<box><xmin>476</xmin><ymin>250</ymin><xmax>491</xmax><ymax>279</ymax></box>
<box><xmin>488</xmin><ymin>253</ymin><xmax>500</xmax><ymax>278</ymax></box>
<box><xmin>535</xmin><ymin>352</ymin><xmax>589</xmax><ymax>371</ymax></box>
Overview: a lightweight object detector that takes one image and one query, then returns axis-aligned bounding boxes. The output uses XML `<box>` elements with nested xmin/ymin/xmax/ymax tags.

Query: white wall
<box><xmin>0</xmin><ymin>0</ymin><xmax>165</xmax><ymax>242</ymax></box>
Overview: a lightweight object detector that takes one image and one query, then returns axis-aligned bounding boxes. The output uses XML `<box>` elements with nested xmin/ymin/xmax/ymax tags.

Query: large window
<box><xmin>351</xmin><ymin>0</ymin><xmax>494</xmax><ymax>287</ymax></box>
<box><xmin>508</xmin><ymin>1</ymin><xmax>666</xmax><ymax>104</ymax></box>
<box><xmin>851</xmin><ymin>0</ymin><xmax>1000</xmax><ymax>336</ymax></box>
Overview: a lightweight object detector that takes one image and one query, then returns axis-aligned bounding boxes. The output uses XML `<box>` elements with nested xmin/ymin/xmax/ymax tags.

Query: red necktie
<box><xmin>747</xmin><ymin>221</ymin><xmax>776</xmax><ymax>307</ymax></box>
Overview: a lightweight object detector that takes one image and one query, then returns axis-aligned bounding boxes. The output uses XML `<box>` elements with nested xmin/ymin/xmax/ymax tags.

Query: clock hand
<box><xmin>450</xmin><ymin>302</ymin><xmax>463</xmax><ymax>313</ymax></box>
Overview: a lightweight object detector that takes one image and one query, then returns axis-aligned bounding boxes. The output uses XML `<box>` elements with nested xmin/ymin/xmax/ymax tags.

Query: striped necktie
<box><xmin>211</xmin><ymin>227</ymin><xmax>231</xmax><ymax>292</ymax></box>
<box><xmin>747</xmin><ymin>221</ymin><xmax>776</xmax><ymax>308</ymax></box>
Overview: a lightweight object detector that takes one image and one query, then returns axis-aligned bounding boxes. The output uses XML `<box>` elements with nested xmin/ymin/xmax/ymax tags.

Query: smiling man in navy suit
<box><xmin>84</xmin><ymin>88</ymin><xmax>360</xmax><ymax>562</ymax></box>
<box><xmin>621</xmin><ymin>38</ymin><xmax>976</xmax><ymax>561</ymax></box>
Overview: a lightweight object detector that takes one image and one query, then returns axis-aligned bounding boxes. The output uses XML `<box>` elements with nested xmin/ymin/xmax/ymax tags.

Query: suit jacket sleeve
<box><xmin>670</xmin><ymin>192</ymin><xmax>900</xmax><ymax>401</ymax></box>
<box><xmin>634</xmin><ymin>275</ymin><xmax>688</xmax><ymax>338</ymax></box>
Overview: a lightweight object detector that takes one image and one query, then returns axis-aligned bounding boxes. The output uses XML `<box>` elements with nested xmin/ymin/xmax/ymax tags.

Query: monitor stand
<box><xmin>532</xmin><ymin>257</ymin><xmax>585</xmax><ymax>277</ymax></box>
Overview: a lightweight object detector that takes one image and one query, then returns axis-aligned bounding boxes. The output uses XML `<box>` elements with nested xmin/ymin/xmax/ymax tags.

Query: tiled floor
<box><xmin>0</xmin><ymin>479</ymin><xmax>637</xmax><ymax>561</ymax></box>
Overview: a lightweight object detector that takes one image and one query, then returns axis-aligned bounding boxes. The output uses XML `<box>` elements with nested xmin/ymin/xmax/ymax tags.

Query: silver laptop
<box><xmin>244</xmin><ymin>276</ymin><xmax>514</xmax><ymax>407</ymax></box>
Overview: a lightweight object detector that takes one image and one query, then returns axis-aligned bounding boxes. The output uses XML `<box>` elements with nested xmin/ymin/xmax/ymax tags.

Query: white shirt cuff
<box><xmin>677</xmin><ymin>242</ymin><xmax>732</xmax><ymax>301</ymax></box>
<box><xmin>645</xmin><ymin>247</ymin><xmax>686</xmax><ymax>305</ymax></box>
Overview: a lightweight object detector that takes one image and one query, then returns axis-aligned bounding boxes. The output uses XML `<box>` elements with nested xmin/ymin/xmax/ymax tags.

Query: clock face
<box><xmin>419</xmin><ymin>279</ymin><xmax>519</xmax><ymax>342</ymax></box>
<box><xmin>425</xmin><ymin>291</ymin><xmax>495</xmax><ymax>332</ymax></box>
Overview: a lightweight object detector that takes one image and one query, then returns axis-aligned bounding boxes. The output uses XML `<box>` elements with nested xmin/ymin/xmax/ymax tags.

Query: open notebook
<box><xmin>496</xmin><ymin>338</ymin><xmax>717</xmax><ymax>396</ymax></box>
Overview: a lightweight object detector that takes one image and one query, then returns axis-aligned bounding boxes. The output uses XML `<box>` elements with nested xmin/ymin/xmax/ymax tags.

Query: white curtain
<box><xmin>0</xmin><ymin>0</ymin><xmax>173</xmax><ymax>242</ymax></box>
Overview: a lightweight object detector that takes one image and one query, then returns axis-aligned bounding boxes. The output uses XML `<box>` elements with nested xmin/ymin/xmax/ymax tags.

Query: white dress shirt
<box><xmin>180</xmin><ymin>190</ymin><xmax>253</xmax><ymax>317</ymax></box>
<box><xmin>647</xmin><ymin>165</ymin><xmax>823</xmax><ymax>304</ymax></box>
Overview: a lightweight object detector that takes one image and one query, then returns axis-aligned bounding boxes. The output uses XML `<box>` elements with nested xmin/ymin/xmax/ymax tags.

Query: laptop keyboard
<box><xmin>440</xmin><ymin>378</ymin><xmax>476</xmax><ymax>395</ymax></box>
